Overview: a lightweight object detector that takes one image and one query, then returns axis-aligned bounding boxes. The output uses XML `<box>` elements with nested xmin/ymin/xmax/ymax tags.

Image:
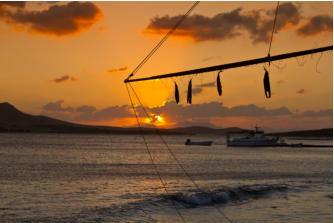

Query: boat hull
<box><xmin>227</xmin><ymin>137</ymin><xmax>280</xmax><ymax>147</ymax></box>
<box><xmin>185</xmin><ymin>141</ymin><xmax>213</xmax><ymax>146</ymax></box>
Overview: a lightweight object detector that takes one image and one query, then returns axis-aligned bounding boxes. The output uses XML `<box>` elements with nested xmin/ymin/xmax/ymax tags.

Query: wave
<box><xmin>5</xmin><ymin>184</ymin><xmax>290</xmax><ymax>223</ymax></box>
<box><xmin>164</xmin><ymin>184</ymin><xmax>289</xmax><ymax>207</ymax></box>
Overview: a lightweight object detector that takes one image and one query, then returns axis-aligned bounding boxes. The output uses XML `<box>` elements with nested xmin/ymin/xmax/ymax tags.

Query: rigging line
<box><xmin>126</xmin><ymin>1</ymin><xmax>200</xmax><ymax>81</ymax></box>
<box><xmin>128</xmin><ymin>83</ymin><xmax>233</xmax><ymax>223</ymax></box>
<box><xmin>268</xmin><ymin>1</ymin><xmax>279</xmax><ymax>57</ymax></box>
<box><xmin>129</xmin><ymin>83</ymin><xmax>200</xmax><ymax>189</ymax></box>
<box><xmin>125</xmin><ymin>84</ymin><xmax>187</xmax><ymax>223</ymax></box>
<box><xmin>315</xmin><ymin>52</ymin><xmax>323</xmax><ymax>74</ymax></box>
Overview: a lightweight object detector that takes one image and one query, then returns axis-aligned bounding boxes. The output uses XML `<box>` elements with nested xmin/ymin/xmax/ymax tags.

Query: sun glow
<box><xmin>144</xmin><ymin>114</ymin><xmax>166</xmax><ymax>126</ymax></box>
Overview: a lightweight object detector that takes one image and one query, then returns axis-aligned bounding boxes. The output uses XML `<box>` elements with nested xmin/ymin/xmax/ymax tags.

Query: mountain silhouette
<box><xmin>0</xmin><ymin>102</ymin><xmax>331</xmax><ymax>137</ymax></box>
<box><xmin>0</xmin><ymin>102</ymin><xmax>92</xmax><ymax>133</ymax></box>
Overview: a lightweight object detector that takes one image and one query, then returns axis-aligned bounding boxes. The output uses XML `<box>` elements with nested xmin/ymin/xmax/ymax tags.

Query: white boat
<box><xmin>227</xmin><ymin>126</ymin><xmax>282</xmax><ymax>147</ymax></box>
<box><xmin>185</xmin><ymin>139</ymin><xmax>213</xmax><ymax>146</ymax></box>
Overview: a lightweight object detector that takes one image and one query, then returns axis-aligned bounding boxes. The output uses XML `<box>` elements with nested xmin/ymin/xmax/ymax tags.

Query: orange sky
<box><xmin>0</xmin><ymin>1</ymin><xmax>332</xmax><ymax>132</ymax></box>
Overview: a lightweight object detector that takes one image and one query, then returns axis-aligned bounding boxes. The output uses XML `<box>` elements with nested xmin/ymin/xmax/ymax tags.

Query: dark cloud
<box><xmin>76</xmin><ymin>105</ymin><xmax>96</xmax><ymax>113</ymax></box>
<box><xmin>40</xmin><ymin>100</ymin><xmax>332</xmax><ymax>130</ymax></box>
<box><xmin>296</xmin><ymin>89</ymin><xmax>307</xmax><ymax>94</ymax></box>
<box><xmin>190</xmin><ymin>81</ymin><xmax>216</xmax><ymax>96</ymax></box>
<box><xmin>274</xmin><ymin>2</ymin><xmax>301</xmax><ymax>30</ymax></box>
<box><xmin>197</xmin><ymin>81</ymin><xmax>216</xmax><ymax>88</ymax></box>
<box><xmin>202</xmin><ymin>56</ymin><xmax>221</xmax><ymax>62</ymax></box>
<box><xmin>0</xmin><ymin>1</ymin><xmax>26</xmax><ymax>8</ymax></box>
<box><xmin>176</xmin><ymin>120</ymin><xmax>219</xmax><ymax>128</ymax></box>
<box><xmin>192</xmin><ymin>87</ymin><xmax>203</xmax><ymax>96</ymax></box>
<box><xmin>74</xmin><ymin>105</ymin><xmax>132</xmax><ymax>122</ymax></box>
<box><xmin>42</xmin><ymin>100</ymin><xmax>73</xmax><ymax>112</ymax></box>
<box><xmin>301</xmin><ymin>109</ymin><xmax>332</xmax><ymax>117</ymax></box>
<box><xmin>229</xmin><ymin>104</ymin><xmax>291</xmax><ymax>117</ymax></box>
<box><xmin>149</xmin><ymin>101</ymin><xmax>291</xmax><ymax>120</ymax></box>
<box><xmin>0</xmin><ymin>1</ymin><xmax>103</xmax><ymax>36</ymax></box>
<box><xmin>105</xmin><ymin>67</ymin><xmax>128</xmax><ymax>74</ymax></box>
<box><xmin>42</xmin><ymin>100</ymin><xmax>132</xmax><ymax>122</ymax></box>
<box><xmin>145</xmin><ymin>3</ymin><xmax>301</xmax><ymax>44</ymax></box>
<box><xmin>51</xmin><ymin>74</ymin><xmax>77</xmax><ymax>83</ymax></box>
<box><xmin>251</xmin><ymin>2</ymin><xmax>301</xmax><ymax>43</ymax></box>
<box><xmin>296</xmin><ymin>15</ymin><xmax>333</xmax><ymax>37</ymax></box>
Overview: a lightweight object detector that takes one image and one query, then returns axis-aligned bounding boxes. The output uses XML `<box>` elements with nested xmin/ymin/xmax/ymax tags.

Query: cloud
<box><xmin>40</xmin><ymin>100</ymin><xmax>332</xmax><ymax>131</ymax></box>
<box><xmin>192</xmin><ymin>87</ymin><xmax>203</xmax><ymax>95</ymax></box>
<box><xmin>191</xmin><ymin>81</ymin><xmax>216</xmax><ymax>96</ymax></box>
<box><xmin>98</xmin><ymin>26</ymin><xmax>107</xmax><ymax>32</ymax></box>
<box><xmin>0</xmin><ymin>1</ymin><xmax>103</xmax><ymax>36</ymax></box>
<box><xmin>42</xmin><ymin>100</ymin><xmax>73</xmax><ymax>112</ymax></box>
<box><xmin>202</xmin><ymin>56</ymin><xmax>221</xmax><ymax>62</ymax></box>
<box><xmin>149</xmin><ymin>101</ymin><xmax>292</xmax><ymax>121</ymax></box>
<box><xmin>74</xmin><ymin>105</ymin><xmax>132</xmax><ymax>122</ymax></box>
<box><xmin>145</xmin><ymin>2</ymin><xmax>301</xmax><ymax>44</ymax></box>
<box><xmin>277</xmin><ymin>80</ymin><xmax>285</xmax><ymax>84</ymax></box>
<box><xmin>105</xmin><ymin>67</ymin><xmax>128</xmax><ymax>74</ymax></box>
<box><xmin>0</xmin><ymin>2</ymin><xmax>26</xmax><ymax>8</ymax></box>
<box><xmin>296</xmin><ymin>89</ymin><xmax>307</xmax><ymax>94</ymax></box>
<box><xmin>301</xmin><ymin>109</ymin><xmax>332</xmax><ymax>117</ymax></box>
<box><xmin>76</xmin><ymin>105</ymin><xmax>96</xmax><ymax>113</ymax></box>
<box><xmin>51</xmin><ymin>74</ymin><xmax>77</xmax><ymax>83</ymax></box>
<box><xmin>176</xmin><ymin>120</ymin><xmax>220</xmax><ymax>128</ymax></box>
<box><xmin>197</xmin><ymin>81</ymin><xmax>216</xmax><ymax>88</ymax></box>
<box><xmin>296</xmin><ymin>15</ymin><xmax>333</xmax><ymax>37</ymax></box>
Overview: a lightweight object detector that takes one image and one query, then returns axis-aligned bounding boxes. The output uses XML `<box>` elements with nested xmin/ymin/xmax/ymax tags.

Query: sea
<box><xmin>0</xmin><ymin>133</ymin><xmax>332</xmax><ymax>223</ymax></box>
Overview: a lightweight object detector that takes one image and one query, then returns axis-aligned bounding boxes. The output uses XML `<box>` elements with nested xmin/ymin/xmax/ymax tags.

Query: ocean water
<box><xmin>0</xmin><ymin>133</ymin><xmax>332</xmax><ymax>223</ymax></box>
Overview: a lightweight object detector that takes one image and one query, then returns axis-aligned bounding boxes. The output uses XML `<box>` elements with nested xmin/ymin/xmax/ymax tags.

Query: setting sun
<box><xmin>144</xmin><ymin>114</ymin><xmax>166</xmax><ymax>126</ymax></box>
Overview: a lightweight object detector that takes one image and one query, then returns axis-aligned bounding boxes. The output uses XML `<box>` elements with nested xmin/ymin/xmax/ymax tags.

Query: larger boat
<box><xmin>227</xmin><ymin>126</ymin><xmax>282</xmax><ymax>147</ymax></box>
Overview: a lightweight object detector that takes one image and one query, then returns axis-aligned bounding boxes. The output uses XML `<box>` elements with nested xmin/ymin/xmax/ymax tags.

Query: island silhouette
<box><xmin>0</xmin><ymin>102</ymin><xmax>332</xmax><ymax>137</ymax></box>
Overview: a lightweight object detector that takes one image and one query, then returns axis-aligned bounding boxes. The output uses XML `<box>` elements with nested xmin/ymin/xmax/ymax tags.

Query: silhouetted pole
<box><xmin>125</xmin><ymin>45</ymin><xmax>332</xmax><ymax>83</ymax></box>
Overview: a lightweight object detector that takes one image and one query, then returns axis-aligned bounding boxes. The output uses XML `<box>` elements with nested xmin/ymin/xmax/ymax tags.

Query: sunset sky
<box><xmin>0</xmin><ymin>1</ymin><xmax>332</xmax><ymax>132</ymax></box>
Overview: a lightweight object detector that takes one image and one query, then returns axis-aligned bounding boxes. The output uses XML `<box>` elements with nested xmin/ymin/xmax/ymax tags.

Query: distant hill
<box><xmin>267</xmin><ymin>128</ymin><xmax>333</xmax><ymax>138</ymax></box>
<box><xmin>0</xmin><ymin>102</ymin><xmax>132</xmax><ymax>134</ymax></box>
<box><xmin>168</xmin><ymin>126</ymin><xmax>247</xmax><ymax>135</ymax></box>
<box><xmin>0</xmin><ymin>102</ymin><xmax>251</xmax><ymax>134</ymax></box>
<box><xmin>0</xmin><ymin>102</ymin><xmax>331</xmax><ymax>137</ymax></box>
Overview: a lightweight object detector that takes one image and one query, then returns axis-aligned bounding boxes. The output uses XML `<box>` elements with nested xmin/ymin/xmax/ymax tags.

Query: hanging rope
<box><xmin>126</xmin><ymin>1</ymin><xmax>200</xmax><ymax>81</ymax></box>
<box><xmin>125</xmin><ymin>84</ymin><xmax>187</xmax><ymax>223</ymax></box>
<box><xmin>267</xmin><ymin>1</ymin><xmax>280</xmax><ymax>59</ymax></box>
<box><xmin>315</xmin><ymin>52</ymin><xmax>323</xmax><ymax>74</ymax></box>
<box><xmin>128</xmin><ymin>83</ymin><xmax>234</xmax><ymax>223</ymax></box>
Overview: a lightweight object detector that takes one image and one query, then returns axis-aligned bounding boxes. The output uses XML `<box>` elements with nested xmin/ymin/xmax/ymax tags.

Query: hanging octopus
<box><xmin>187</xmin><ymin>79</ymin><xmax>192</xmax><ymax>104</ymax></box>
<box><xmin>263</xmin><ymin>67</ymin><xmax>271</xmax><ymax>98</ymax></box>
<box><xmin>217</xmin><ymin>70</ymin><xmax>222</xmax><ymax>96</ymax></box>
<box><xmin>174</xmin><ymin>82</ymin><xmax>180</xmax><ymax>104</ymax></box>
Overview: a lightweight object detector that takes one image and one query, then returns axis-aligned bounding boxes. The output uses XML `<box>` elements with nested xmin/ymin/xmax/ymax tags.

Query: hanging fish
<box><xmin>263</xmin><ymin>67</ymin><xmax>271</xmax><ymax>98</ymax></box>
<box><xmin>217</xmin><ymin>70</ymin><xmax>222</xmax><ymax>96</ymax></box>
<box><xmin>174</xmin><ymin>82</ymin><xmax>180</xmax><ymax>104</ymax></box>
<box><xmin>187</xmin><ymin>79</ymin><xmax>192</xmax><ymax>104</ymax></box>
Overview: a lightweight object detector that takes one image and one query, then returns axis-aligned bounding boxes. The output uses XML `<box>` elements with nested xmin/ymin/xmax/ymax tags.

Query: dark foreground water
<box><xmin>0</xmin><ymin>133</ymin><xmax>332</xmax><ymax>223</ymax></box>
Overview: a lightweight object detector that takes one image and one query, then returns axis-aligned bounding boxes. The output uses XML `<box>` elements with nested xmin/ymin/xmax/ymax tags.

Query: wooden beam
<box><xmin>125</xmin><ymin>45</ymin><xmax>332</xmax><ymax>83</ymax></box>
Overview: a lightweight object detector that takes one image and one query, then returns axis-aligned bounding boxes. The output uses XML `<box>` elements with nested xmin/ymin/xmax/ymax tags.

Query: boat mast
<box><xmin>124</xmin><ymin>45</ymin><xmax>333</xmax><ymax>83</ymax></box>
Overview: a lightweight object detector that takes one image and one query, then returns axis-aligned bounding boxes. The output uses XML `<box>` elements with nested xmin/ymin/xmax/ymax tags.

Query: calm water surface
<box><xmin>0</xmin><ymin>133</ymin><xmax>332</xmax><ymax>222</ymax></box>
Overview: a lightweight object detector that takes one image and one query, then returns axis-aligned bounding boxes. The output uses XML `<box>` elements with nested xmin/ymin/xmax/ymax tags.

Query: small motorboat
<box><xmin>185</xmin><ymin>139</ymin><xmax>213</xmax><ymax>146</ymax></box>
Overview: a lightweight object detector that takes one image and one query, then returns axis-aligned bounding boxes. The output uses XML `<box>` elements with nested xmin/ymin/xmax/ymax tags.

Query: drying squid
<box><xmin>187</xmin><ymin>79</ymin><xmax>192</xmax><ymax>104</ymax></box>
<box><xmin>174</xmin><ymin>82</ymin><xmax>180</xmax><ymax>104</ymax></box>
<box><xmin>263</xmin><ymin>67</ymin><xmax>271</xmax><ymax>98</ymax></box>
<box><xmin>217</xmin><ymin>70</ymin><xmax>222</xmax><ymax>96</ymax></box>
